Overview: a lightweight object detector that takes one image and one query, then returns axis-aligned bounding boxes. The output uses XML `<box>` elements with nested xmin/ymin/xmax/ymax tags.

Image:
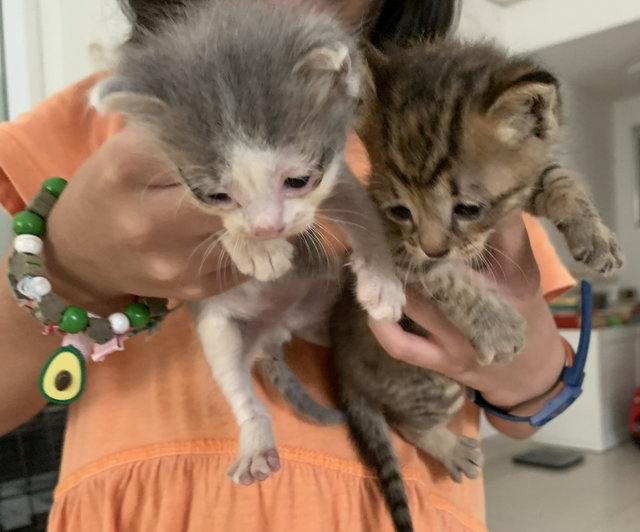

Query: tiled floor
<box><xmin>483</xmin><ymin>435</ymin><xmax>640</xmax><ymax>532</ymax></box>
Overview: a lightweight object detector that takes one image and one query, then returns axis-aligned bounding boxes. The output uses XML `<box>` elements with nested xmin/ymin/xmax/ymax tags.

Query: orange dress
<box><xmin>0</xmin><ymin>75</ymin><xmax>574</xmax><ymax>532</ymax></box>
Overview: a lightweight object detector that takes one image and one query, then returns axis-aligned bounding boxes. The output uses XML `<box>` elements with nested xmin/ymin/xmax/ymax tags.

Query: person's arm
<box><xmin>368</xmin><ymin>212</ymin><xmax>570</xmax><ymax>439</ymax></box>
<box><xmin>0</xmin><ymin>252</ymin><xmax>59</xmax><ymax>434</ymax></box>
<box><xmin>0</xmin><ymin>128</ymin><xmax>244</xmax><ymax>436</ymax></box>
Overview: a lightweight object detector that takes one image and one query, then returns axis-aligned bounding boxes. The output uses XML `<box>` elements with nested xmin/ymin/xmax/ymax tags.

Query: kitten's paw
<box><xmin>444</xmin><ymin>436</ymin><xmax>484</xmax><ymax>483</ymax></box>
<box><xmin>470</xmin><ymin>298</ymin><xmax>526</xmax><ymax>365</ymax></box>
<box><xmin>227</xmin><ymin>448</ymin><xmax>281</xmax><ymax>486</ymax></box>
<box><xmin>351</xmin><ymin>258</ymin><xmax>405</xmax><ymax>321</ymax></box>
<box><xmin>562</xmin><ymin>220</ymin><xmax>624</xmax><ymax>275</ymax></box>
<box><xmin>227</xmin><ymin>416</ymin><xmax>281</xmax><ymax>485</ymax></box>
<box><xmin>230</xmin><ymin>239</ymin><xmax>294</xmax><ymax>282</ymax></box>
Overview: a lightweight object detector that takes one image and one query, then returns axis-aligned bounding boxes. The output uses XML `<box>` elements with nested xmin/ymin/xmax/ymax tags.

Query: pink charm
<box><xmin>90</xmin><ymin>335</ymin><xmax>126</xmax><ymax>362</ymax></box>
<box><xmin>62</xmin><ymin>333</ymin><xmax>93</xmax><ymax>361</ymax></box>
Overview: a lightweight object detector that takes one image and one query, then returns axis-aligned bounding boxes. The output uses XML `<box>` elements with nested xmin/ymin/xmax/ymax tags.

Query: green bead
<box><xmin>13</xmin><ymin>211</ymin><xmax>45</xmax><ymax>236</ymax></box>
<box><xmin>124</xmin><ymin>303</ymin><xmax>151</xmax><ymax>328</ymax></box>
<box><xmin>59</xmin><ymin>305</ymin><xmax>89</xmax><ymax>333</ymax></box>
<box><xmin>41</xmin><ymin>177</ymin><xmax>67</xmax><ymax>198</ymax></box>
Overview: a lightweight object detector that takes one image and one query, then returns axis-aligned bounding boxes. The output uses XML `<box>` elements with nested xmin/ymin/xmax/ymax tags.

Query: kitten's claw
<box><xmin>227</xmin><ymin>416</ymin><xmax>280</xmax><ymax>485</ymax></box>
<box><xmin>444</xmin><ymin>436</ymin><xmax>484</xmax><ymax>483</ymax></box>
<box><xmin>469</xmin><ymin>295</ymin><xmax>526</xmax><ymax>365</ymax></box>
<box><xmin>562</xmin><ymin>220</ymin><xmax>624</xmax><ymax>275</ymax></box>
<box><xmin>227</xmin><ymin>448</ymin><xmax>281</xmax><ymax>486</ymax></box>
<box><xmin>351</xmin><ymin>257</ymin><xmax>405</xmax><ymax>321</ymax></box>
<box><xmin>226</xmin><ymin>238</ymin><xmax>294</xmax><ymax>282</ymax></box>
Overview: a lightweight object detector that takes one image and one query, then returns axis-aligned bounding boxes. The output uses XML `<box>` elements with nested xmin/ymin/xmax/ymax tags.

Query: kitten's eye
<box><xmin>453</xmin><ymin>203</ymin><xmax>482</xmax><ymax>220</ymax></box>
<box><xmin>284</xmin><ymin>176</ymin><xmax>311</xmax><ymax>189</ymax></box>
<box><xmin>208</xmin><ymin>192</ymin><xmax>232</xmax><ymax>204</ymax></box>
<box><xmin>388</xmin><ymin>205</ymin><xmax>413</xmax><ymax>222</ymax></box>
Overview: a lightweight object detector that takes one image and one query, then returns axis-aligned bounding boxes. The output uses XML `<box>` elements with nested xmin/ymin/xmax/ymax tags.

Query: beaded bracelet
<box><xmin>8</xmin><ymin>177</ymin><xmax>171</xmax><ymax>404</ymax></box>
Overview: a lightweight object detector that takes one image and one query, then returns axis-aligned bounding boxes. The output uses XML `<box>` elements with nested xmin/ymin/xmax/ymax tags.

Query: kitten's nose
<box><xmin>253</xmin><ymin>225</ymin><xmax>285</xmax><ymax>240</ymax></box>
<box><xmin>425</xmin><ymin>247</ymin><xmax>450</xmax><ymax>259</ymax></box>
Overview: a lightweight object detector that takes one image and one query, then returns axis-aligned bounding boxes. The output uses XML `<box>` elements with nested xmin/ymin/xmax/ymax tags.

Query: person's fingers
<box><xmin>367</xmin><ymin>317</ymin><xmax>448</xmax><ymax>370</ymax></box>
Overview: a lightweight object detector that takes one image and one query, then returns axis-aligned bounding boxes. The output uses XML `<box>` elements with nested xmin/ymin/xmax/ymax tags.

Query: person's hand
<box><xmin>44</xmin><ymin>127</ymin><xmax>245</xmax><ymax>313</ymax></box>
<box><xmin>368</xmin><ymin>212</ymin><xmax>566</xmax><ymax>410</ymax></box>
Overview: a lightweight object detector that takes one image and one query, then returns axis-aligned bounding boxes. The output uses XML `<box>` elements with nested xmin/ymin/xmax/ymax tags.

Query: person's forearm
<box><xmin>0</xmin><ymin>251</ymin><xmax>60</xmax><ymax>435</ymax></box>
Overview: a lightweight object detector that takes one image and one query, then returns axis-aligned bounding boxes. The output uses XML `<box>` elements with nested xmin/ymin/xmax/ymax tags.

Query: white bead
<box><xmin>14</xmin><ymin>234</ymin><xmax>43</xmax><ymax>255</ymax></box>
<box><xmin>108</xmin><ymin>312</ymin><xmax>130</xmax><ymax>334</ymax></box>
<box><xmin>30</xmin><ymin>276</ymin><xmax>51</xmax><ymax>297</ymax></box>
<box><xmin>16</xmin><ymin>275</ymin><xmax>51</xmax><ymax>301</ymax></box>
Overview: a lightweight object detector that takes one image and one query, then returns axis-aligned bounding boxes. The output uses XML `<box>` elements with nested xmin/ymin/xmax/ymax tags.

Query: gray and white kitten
<box><xmin>92</xmin><ymin>0</ymin><xmax>404</xmax><ymax>486</ymax></box>
<box><xmin>266</xmin><ymin>39</ymin><xmax>623</xmax><ymax>532</ymax></box>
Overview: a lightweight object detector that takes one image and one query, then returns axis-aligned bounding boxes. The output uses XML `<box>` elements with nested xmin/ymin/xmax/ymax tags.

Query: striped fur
<box><xmin>334</xmin><ymin>38</ymin><xmax>622</xmax><ymax>532</ymax></box>
<box><xmin>268</xmin><ymin>38</ymin><xmax>622</xmax><ymax>532</ymax></box>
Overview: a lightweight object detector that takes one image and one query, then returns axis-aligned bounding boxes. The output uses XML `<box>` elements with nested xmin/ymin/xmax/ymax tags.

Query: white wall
<box><xmin>502</xmin><ymin>0</ymin><xmax>640</xmax><ymax>53</ymax></box>
<box><xmin>2</xmin><ymin>0</ymin><xmax>44</xmax><ymax>120</ymax></box>
<box><xmin>613</xmin><ymin>96</ymin><xmax>640</xmax><ymax>290</ymax></box>
<box><xmin>2</xmin><ymin>0</ymin><xmax>127</xmax><ymax>119</ymax></box>
<box><xmin>561</xmin><ymin>83</ymin><xmax>616</xmax><ymax>228</ymax></box>
<box><xmin>457</xmin><ymin>0</ymin><xmax>505</xmax><ymax>42</ymax></box>
<box><xmin>37</xmin><ymin>0</ymin><xmax>127</xmax><ymax>97</ymax></box>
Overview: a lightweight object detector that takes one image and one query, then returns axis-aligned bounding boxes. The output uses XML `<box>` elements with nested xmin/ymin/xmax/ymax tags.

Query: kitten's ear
<box><xmin>486</xmin><ymin>71</ymin><xmax>561</xmax><ymax>146</ymax></box>
<box><xmin>90</xmin><ymin>76</ymin><xmax>170</xmax><ymax>128</ymax></box>
<box><xmin>293</xmin><ymin>42</ymin><xmax>360</xmax><ymax>100</ymax></box>
<box><xmin>362</xmin><ymin>42</ymin><xmax>391</xmax><ymax>79</ymax></box>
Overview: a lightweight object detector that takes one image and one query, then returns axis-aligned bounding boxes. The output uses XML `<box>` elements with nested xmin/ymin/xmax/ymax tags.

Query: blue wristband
<box><xmin>468</xmin><ymin>281</ymin><xmax>591</xmax><ymax>427</ymax></box>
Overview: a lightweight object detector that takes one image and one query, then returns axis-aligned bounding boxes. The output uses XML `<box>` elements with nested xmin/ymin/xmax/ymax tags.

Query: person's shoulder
<box><xmin>0</xmin><ymin>73</ymin><xmax>124</xmax><ymax>212</ymax></box>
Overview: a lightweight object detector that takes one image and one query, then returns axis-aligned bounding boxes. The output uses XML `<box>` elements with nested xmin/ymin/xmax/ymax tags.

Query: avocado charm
<box><xmin>39</xmin><ymin>346</ymin><xmax>86</xmax><ymax>404</ymax></box>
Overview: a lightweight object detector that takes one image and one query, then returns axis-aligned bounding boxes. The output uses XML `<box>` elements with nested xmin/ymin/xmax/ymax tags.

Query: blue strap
<box><xmin>469</xmin><ymin>280</ymin><xmax>592</xmax><ymax>427</ymax></box>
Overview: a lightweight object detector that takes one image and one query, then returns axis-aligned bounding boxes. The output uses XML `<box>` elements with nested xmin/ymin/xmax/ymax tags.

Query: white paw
<box><xmin>352</xmin><ymin>258</ymin><xmax>405</xmax><ymax>322</ymax></box>
<box><xmin>227</xmin><ymin>238</ymin><xmax>294</xmax><ymax>282</ymax></box>
<box><xmin>227</xmin><ymin>416</ymin><xmax>280</xmax><ymax>485</ymax></box>
<box><xmin>227</xmin><ymin>447</ymin><xmax>281</xmax><ymax>486</ymax></box>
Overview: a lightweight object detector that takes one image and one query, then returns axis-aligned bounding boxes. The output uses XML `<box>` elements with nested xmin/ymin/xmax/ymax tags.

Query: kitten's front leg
<box><xmin>322</xmin><ymin>168</ymin><xmax>405</xmax><ymax>321</ymax></box>
<box><xmin>422</xmin><ymin>263</ymin><xmax>526</xmax><ymax>365</ymax></box>
<box><xmin>222</xmin><ymin>234</ymin><xmax>294</xmax><ymax>282</ymax></box>
<box><xmin>194</xmin><ymin>301</ymin><xmax>280</xmax><ymax>485</ymax></box>
<box><xmin>529</xmin><ymin>165</ymin><xmax>623</xmax><ymax>274</ymax></box>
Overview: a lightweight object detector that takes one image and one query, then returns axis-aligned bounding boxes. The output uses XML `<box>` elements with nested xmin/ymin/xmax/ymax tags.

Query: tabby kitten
<box><xmin>269</xmin><ymin>39</ymin><xmax>622</xmax><ymax>532</ymax></box>
<box><xmin>92</xmin><ymin>0</ymin><xmax>404</xmax><ymax>486</ymax></box>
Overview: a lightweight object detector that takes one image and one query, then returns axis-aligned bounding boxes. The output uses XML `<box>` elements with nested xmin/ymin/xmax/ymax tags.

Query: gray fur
<box><xmin>257</xmin><ymin>353</ymin><xmax>345</xmax><ymax>425</ymax></box>
<box><xmin>93</xmin><ymin>0</ymin><xmax>405</xmax><ymax>486</ymax></box>
<box><xmin>95</xmin><ymin>0</ymin><xmax>361</xmax><ymax>199</ymax></box>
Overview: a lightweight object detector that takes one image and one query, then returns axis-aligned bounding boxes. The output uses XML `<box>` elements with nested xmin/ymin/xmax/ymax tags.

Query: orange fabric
<box><xmin>0</xmin><ymin>75</ymin><xmax>574</xmax><ymax>532</ymax></box>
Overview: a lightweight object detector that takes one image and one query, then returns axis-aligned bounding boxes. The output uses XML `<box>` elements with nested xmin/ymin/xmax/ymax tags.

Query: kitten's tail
<box><xmin>342</xmin><ymin>388</ymin><xmax>414</xmax><ymax>532</ymax></box>
<box><xmin>258</xmin><ymin>356</ymin><xmax>345</xmax><ymax>425</ymax></box>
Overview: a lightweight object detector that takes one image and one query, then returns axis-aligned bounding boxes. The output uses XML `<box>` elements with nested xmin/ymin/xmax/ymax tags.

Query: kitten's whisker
<box><xmin>319</xmin><ymin>208</ymin><xmax>370</xmax><ymax>221</ymax></box>
<box><xmin>483</xmin><ymin>248</ymin><xmax>505</xmax><ymax>283</ymax></box>
<box><xmin>313</xmin><ymin>220</ymin><xmax>349</xmax><ymax>255</ymax></box>
<box><xmin>485</xmin><ymin>244</ymin><xmax>527</xmax><ymax>282</ymax></box>
<box><xmin>319</xmin><ymin>215</ymin><xmax>372</xmax><ymax>235</ymax></box>
<box><xmin>299</xmin><ymin>231</ymin><xmax>315</xmax><ymax>273</ymax></box>
<box><xmin>188</xmin><ymin>228</ymin><xmax>226</xmax><ymax>272</ymax></box>
<box><xmin>198</xmin><ymin>230</ymin><xmax>227</xmax><ymax>279</ymax></box>
<box><xmin>308</xmin><ymin>224</ymin><xmax>331</xmax><ymax>274</ymax></box>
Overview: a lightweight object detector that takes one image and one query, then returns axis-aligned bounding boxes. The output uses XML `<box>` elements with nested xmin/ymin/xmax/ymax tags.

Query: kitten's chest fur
<box><xmin>204</xmin><ymin>270</ymin><xmax>336</xmax><ymax>330</ymax></box>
